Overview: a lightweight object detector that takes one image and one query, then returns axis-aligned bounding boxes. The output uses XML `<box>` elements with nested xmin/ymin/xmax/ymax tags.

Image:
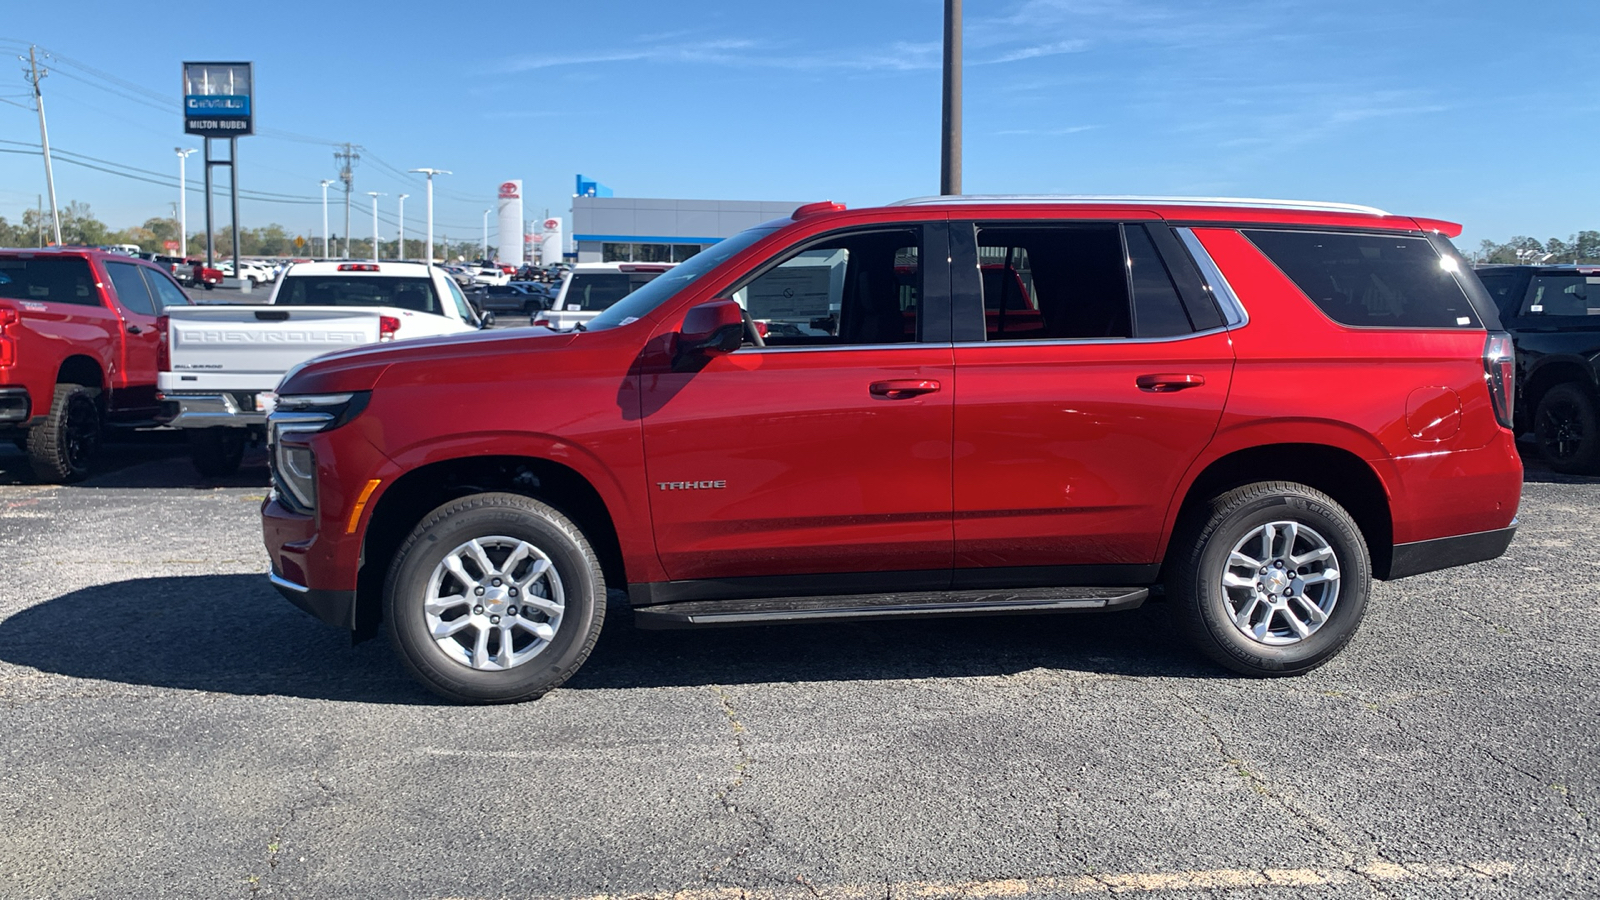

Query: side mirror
<box><xmin>480</xmin><ymin>311</ymin><xmax>495</xmax><ymax>328</ymax></box>
<box><xmin>674</xmin><ymin>299</ymin><xmax>744</xmax><ymax>371</ymax></box>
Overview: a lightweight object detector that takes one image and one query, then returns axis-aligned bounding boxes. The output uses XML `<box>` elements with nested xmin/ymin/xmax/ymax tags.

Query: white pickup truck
<box><xmin>156</xmin><ymin>261</ymin><xmax>485</xmax><ymax>475</ymax></box>
<box><xmin>531</xmin><ymin>262</ymin><xmax>676</xmax><ymax>332</ymax></box>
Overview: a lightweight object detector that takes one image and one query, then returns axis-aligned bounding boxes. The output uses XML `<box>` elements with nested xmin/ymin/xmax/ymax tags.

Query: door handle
<box><xmin>126</xmin><ymin>324</ymin><xmax>144</xmax><ymax>334</ymax></box>
<box><xmin>870</xmin><ymin>379</ymin><xmax>941</xmax><ymax>400</ymax></box>
<box><xmin>1136</xmin><ymin>373</ymin><xmax>1205</xmax><ymax>393</ymax></box>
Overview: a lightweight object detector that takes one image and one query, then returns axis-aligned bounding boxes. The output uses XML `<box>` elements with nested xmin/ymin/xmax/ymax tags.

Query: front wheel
<box><xmin>1167</xmin><ymin>481</ymin><xmax>1371</xmax><ymax>677</ymax></box>
<box><xmin>1535</xmin><ymin>382</ymin><xmax>1600</xmax><ymax>475</ymax></box>
<box><xmin>384</xmin><ymin>492</ymin><xmax>606</xmax><ymax>703</ymax></box>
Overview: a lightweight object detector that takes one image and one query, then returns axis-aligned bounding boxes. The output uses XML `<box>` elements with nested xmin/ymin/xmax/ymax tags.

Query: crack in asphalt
<box><xmin>698</xmin><ymin>684</ymin><xmax>777</xmax><ymax>890</ymax></box>
<box><xmin>247</xmin><ymin>768</ymin><xmax>335</xmax><ymax>896</ymax></box>
<box><xmin>1188</xmin><ymin>707</ymin><xmax>1402</xmax><ymax>899</ymax></box>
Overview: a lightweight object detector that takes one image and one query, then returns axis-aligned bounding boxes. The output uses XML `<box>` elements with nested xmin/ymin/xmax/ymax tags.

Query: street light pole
<box><xmin>366</xmin><ymin>191</ymin><xmax>384</xmax><ymax>263</ymax></box>
<box><xmin>408</xmin><ymin>168</ymin><xmax>451</xmax><ymax>270</ymax></box>
<box><xmin>482</xmin><ymin>209</ymin><xmax>490</xmax><ymax>261</ymax></box>
<box><xmin>319</xmin><ymin>179</ymin><xmax>334</xmax><ymax>258</ymax></box>
<box><xmin>175</xmin><ymin>148</ymin><xmax>196</xmax><ymax>255</ymax></box>
<box><xmin>940</xmin><ymin>0</ymin><xmax>963</xmax><ymax>195</ymax></box>
<box><xmin>397</xmin><ymin>194</ymin><xmax>408</xmax><ymax>261</ymax></box>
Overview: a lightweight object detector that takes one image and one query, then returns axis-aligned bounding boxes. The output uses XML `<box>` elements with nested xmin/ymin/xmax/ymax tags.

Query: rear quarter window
<box><xmin>1244</xmin><ymin>230</ymin><xmax>1480</xmax><ymax>329</ymax></box>
<box><xmin>0</xmin><ymin>257</ymin><xmax>99</xmax><ymax>306</ymax></box>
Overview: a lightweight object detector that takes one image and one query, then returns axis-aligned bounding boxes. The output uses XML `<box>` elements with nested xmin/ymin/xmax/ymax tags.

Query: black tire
<box><xmin>202</xmin><ymin>282</ymin><xmax>214</xmax><ymax>291</ymax></box>
<box><xmin>27</xmin><ymin>384</ymin><xmax>100</xmax><ymax>483</ymax></box>
<box><xmin>1167</xmin><ymin>481</ymin><xmax>1371</xmax><ymax>677</ymax></box>
<box><xmin>189</xmin><ymin>427</ymin><xmax>245</xmax><ymax>477</ymax></box>
<box><xmin>384</xmin><ymin>492</ymin><xmax>606</xmax><ymax>703</ymax></box>
<box><xmin>1534</xmin><ymin>382</ymin><xmax>1600</xmax><ymax>475</ymax></box>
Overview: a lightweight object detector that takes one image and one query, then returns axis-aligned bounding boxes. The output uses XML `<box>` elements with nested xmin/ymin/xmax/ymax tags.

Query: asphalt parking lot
<box><xmin>0</xmin><ymin>437</ymin><xmax>1596</xmax><ymax>899</ymax></box>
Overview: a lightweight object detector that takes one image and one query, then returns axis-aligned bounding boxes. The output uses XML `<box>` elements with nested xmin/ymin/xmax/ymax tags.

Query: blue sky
<box><xmin>1</xmin><ymin>0</ymin><xmax>1595</xmax><ymax>251</ymax></box>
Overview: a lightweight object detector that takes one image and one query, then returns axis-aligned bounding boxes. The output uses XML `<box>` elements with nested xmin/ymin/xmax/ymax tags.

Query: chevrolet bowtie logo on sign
<box><xmin>658</xmin><ymin>480</ymin><xmax>727</xmax><ymax>491</ymax></box>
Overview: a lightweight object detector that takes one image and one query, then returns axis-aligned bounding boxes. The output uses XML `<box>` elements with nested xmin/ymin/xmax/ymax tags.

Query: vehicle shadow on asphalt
<box><xmin>0</xmin><ymin>437</ymin><xmax>271</xmax><ymax>489</ymax></box>
<box><xmin>0</xmin><ymin>576</ymin><xmax>1216</xmax><ymax>703</ymax></box>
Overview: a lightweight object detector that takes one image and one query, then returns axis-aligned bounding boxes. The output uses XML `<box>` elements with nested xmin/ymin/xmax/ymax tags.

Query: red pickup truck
<box><xmin>0</xmin><ymin>248</ymin><xmax>193</xmax><ymax>481</ymax></box>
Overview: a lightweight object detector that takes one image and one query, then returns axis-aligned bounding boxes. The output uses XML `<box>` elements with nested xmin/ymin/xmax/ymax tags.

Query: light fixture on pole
<box><xmin>408</xmin><ymin>168</ymin><xmax>451</xmax><ymax>269</ymax></box>
<box><xmin>396</xmin><ymin>194</ymin><xmax>408</xmax><ymax>261</ymax></box>
<box><xmin>319</xmin><ymin>179</ymin><xmax>334</xmax><ymax>258</ymax></box>
<box><xmin>175</xmin><ymin>148</ymin><xmax>196</xmax><ymax>255</ymax></box>
<box><xmin>366</xmin><ymin>191</ymin><xmax>385</xmax><ymax>263</ymax></box>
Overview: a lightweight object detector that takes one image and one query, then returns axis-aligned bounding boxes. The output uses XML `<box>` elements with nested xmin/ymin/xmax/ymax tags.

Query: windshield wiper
<box><xmin>573</xmin><ymin>321</ymin><xmax>588</xmax><ymax>332</ymax></box>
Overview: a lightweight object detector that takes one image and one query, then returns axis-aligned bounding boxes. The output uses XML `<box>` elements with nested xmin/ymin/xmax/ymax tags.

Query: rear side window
<box><xmin>1521</xmin><ymin>273</ymin><xmax>1600</xmax><ymax>318</ymax></box>
<box><xmin>142</xmin><ymin>269</ymin><xmax>192</xmax><ymax>310</ymax></box>
<box><xmin>0</xmin><ymin>257</ymin><xmax>98</xmax><ymax>306</ymax></box>
<box><xmin>1245</xmin><ymin>230</ymin><xmax>1480</xmax><ymax>328</ymax></box>
<box><xmin>1124</xmin><ymin>225</ymin><xmax>1194</xmax><ymax>338</ymax></box>
<box><xmin>1474</xmin><ymin>270</ymin><xmax>1531</xmax><ymax>317</ymax></box>
<box><xmin>976</xmin><ymin>224</ymin><xmax>1131</xmax><ymax>340</ymax></box>
<box><xmin>277</xmin><ymin>276</ymin><xmax>440</xmax><ymax>314</ymax></box>
<box><xmin>104</xmin><ymin>261</ymin><xmax>156</xmax><ymax>316</ymax></box>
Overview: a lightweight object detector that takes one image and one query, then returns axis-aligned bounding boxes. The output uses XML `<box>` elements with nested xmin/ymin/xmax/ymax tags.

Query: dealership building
<box><xmin>570</xmin><ymin>175</ymin><xmax>800</xmax><ymax>264</ymax></box>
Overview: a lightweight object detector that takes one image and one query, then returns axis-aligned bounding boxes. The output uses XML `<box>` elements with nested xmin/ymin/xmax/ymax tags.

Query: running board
<box><xmin>631</xmin><ymin>586</ymin><xmax>1148</xmax><ymax>630</ymax></box>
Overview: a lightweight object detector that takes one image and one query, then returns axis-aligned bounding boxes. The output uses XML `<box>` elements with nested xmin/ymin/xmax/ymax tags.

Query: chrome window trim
<box><xmin>890</xmin><ymin>195</ymin><xmax>1391</xmax><ymax>216</ymax></box>
<box><xmin>736</xmin><ymin>325</ymin><xmax>1232</xmax><ymax>354</ymax></box>
<box><xmin>1175</xmin><ymin>227</ymin><xmax>1248</xmax><ymax>328</ymax></box>
<box><xmin>739</xmin><ymin>342</ymin><xmax>952</xmax><ymax>355</ymax></box>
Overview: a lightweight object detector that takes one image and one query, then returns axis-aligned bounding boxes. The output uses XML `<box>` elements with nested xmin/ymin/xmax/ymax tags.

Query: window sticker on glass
<box><xmin>567</xmin><ymin>303</ymin><xmax>580</xmax><ymax>311</ymax></box>
<box><xmin>1456</xmin><ymin>317</ymin><xmax>1470</xmax><ymax>325</ymax></box>
<box><xmin>1531</xmin><ymin>305</ymin><xmax>1544</xmax><ymax>312</ymax></box>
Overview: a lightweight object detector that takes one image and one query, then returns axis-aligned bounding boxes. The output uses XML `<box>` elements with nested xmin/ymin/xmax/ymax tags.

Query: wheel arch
<box><xmin>1163</xmin><ymin>442</ymin><xmax>1395</xmax><ymax>580</ymax></box>
<box><xmin>354</xmin><ymin>454</ymin><xmax>626</xmax><ymax>640</ymax></box>
<box><xmin>56</xmin><ymin>355</ymin><xmax>104</xmax><ymax>390</ymax></box>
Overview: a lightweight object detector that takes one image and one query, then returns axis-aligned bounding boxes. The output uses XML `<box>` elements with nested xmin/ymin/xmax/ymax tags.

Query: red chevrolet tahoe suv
<box><xmin>1</xmin><ymin>248</ymin><xmax>193</xmax><ymax>481</ymax></box>
<box><xmin>262</xmin><ymin>197</ymin><xmax>1522</xmax><ymax>703</ymax></box>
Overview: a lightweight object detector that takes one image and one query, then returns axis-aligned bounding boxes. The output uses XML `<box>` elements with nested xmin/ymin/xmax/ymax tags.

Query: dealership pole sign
<box><xmin>182</xmin><ymin>62</ymin><xmax>253</xmax><ymax>137</ymax></box>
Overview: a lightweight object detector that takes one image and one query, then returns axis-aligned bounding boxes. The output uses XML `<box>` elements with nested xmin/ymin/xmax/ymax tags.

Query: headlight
<box><xmin>267</xmin><ymin>392</ymin><xmax>369</xmax><ymax>514</ymax></box>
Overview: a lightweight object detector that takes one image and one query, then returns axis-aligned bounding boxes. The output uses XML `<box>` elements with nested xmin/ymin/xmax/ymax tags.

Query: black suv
<box><xmin>1477</xmin><ymin>264</ymin><xmax>1600</xmax><ymax>472</ymax></box>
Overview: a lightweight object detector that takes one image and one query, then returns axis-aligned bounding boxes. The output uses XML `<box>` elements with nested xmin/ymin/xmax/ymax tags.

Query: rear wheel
<box><xmin>1535</xmin><ymin>382</ymin><xmax>1600</xmax><ymax>475</ymax></box>
<box><xmin>188</xmin><ymin>427</ymin><xmax>245</xmax><ymax>477</ymax></box>
<box><xmin>384</xmin><ymin>492</ymin><xmax>606</xmax><ymax>703</ymax></box>
<box><xmin>27</xmin><ymin>384</ymin><xmax>101</xmax><ymax>483</ymax></box>
<box><xmin>1167</xmin><ymin>481</ymin><xmax>1370</xmax><ymax>676</ymax></box>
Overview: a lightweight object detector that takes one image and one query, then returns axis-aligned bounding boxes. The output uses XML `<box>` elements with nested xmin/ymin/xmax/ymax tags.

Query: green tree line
<box><xmin>1472</xmin><ymin>231</ymin><xmax>1600</xmax><ymax>265</ymax></box>
<box><xmin>0</xmin><ymin>201</ymin><xmax>494</xmax><ymax>262</ymax></box>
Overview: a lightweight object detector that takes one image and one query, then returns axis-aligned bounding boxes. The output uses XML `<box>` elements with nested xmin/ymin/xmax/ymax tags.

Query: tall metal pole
<box><xmin>203</xmin><ymin>138</ymin><xmax>214</xmax><ymax>266</ymax></box>
<box><xmin>940</xmin><ymin>0</ymin><xmax>963</xmax><ymax>196</ymax></box>
<box><xmin>366</xmin><ymin>192</ymin><xmax>384</xmax><ymax>263</ymax></box>
<box><xmin>176</xmin><ymin>148</ymin><xmax>196</xmax><ymax>255</ymax></box>
<box><xmin>409</xmin><ymin>168</ymin><xmax>451</xmax><ymax>271</ymax></box>
<box><xmin>482</xmin><ymin>209</ymin><xmax>490</xmax><ymax>261</ymax></box>
<box><xmin>319</xmin><ymin>180</ymin><xmax>333</xmax><ymax>258</ymax></box>
<box><xmin>25</xmin><ymin>47</ymin><xmax>62</xmax><ymax>245</ymax></box>
<box><xmin>397</xmin><ymin>194</ymin><xmax>408</xmax><ymax>261</ymax></box>
<box><xmin>229</xmin><ymin>138</ymin><xmax>241</xmax><ymax>276</ymax></box>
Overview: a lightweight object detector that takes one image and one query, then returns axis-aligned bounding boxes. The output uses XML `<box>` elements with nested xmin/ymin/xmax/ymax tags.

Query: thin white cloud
<box><xmin>978</xmin><ymin>39</ymin><xmax>1090</xmax><ymax>65</ymax></box>
<box><xmin>995</xmin><ymin>124</ymin><xmax>1102</xmax><ymax>136</ymax></box>
<box><xmin>492</xmin><ymin>38</ymin><xmax>939</xmax><ymax>75</ymax></box>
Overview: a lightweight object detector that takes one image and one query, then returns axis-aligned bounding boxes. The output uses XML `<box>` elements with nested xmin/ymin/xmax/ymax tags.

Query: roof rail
<box><xmin>888</xmin><ymin>194</ymin><xmax>1392</xmax><ymax>216</ymax></box>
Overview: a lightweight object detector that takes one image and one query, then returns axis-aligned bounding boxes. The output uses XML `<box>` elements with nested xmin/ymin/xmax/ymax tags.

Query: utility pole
<box><xmin>482</xmin><ymin>209</ymin><xmax>490</xmax><ymax>261</ymax></box>
<box><xmin>397</xmin><ymin>194</ymin><xmax>408</xmax><ymax>261</ymax></box>
<box><xmin>940</xmin><ymin>0</ymin><xmax>962</xmax><ymax>196</ymax></box>
<box><xmin>409</xmin><ymin>168</ymin><xmax>451</xmax><ymax>270</ymax></box>
<box><xmin>319</xmin><ymin>180</ymin><xmax>334</xmax><ymax>258</ymax></box>
<box><xmin>23</xmin><ymin>46</ymin><xmax>62</xmax><ymax>245</ymax></box>
<box><xmin>366</xmin><ymin>192</ymin><xmax>384</xmax><ymax>263</ymax></box>
<box><xmin>175</xmin><ymin>148</ymin><xmax>196</xmax><ymax>255</ymax></box>
<box><xmin>334</xmin><ymin>143</ymin><xmax>360</xmax><ymax>258</ymax></box>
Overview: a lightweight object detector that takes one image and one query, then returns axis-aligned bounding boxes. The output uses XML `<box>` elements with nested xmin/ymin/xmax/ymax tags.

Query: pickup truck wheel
<box><xmin>1535</xmin><ymin>383</ymin><xmax>1600</xmax><ymax>475</ymax></box>
<box><xmin>384</xmin><ymin>492</ymin><xmax>605</xmax><ymax>703</ymax></box>
<box><xmin>1167</xmin><ymin>481</ymin><xmax>1370</xmax><ymax>677</ymax></box>
<box><xmin>189</xmin><ymin>428</ymin><xmax>245</xmax><ymax>477</ymax></box>
<box><xmin>202</xmin><ymin>282</ymin><xmax>214</xmax><ymax>291</ymax></box>
<box><xmin>27</xmin><ymin>384</ymin><xmax>101</xmax><ymax>483</ymax></box>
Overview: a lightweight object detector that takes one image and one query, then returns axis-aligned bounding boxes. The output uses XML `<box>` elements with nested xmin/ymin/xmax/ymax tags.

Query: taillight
<box><xmin>1484</xmin><ymin>332</ymin><xmax>1515</xmax><ymax>430</ymax></box>
<box><xmin>156</xmin><ymin>314</ymin><xmax>170</xmax><ymax>371</ymax></box>
<box><xmin>0</xmin><ymin>307</ymin><xmax>17</xmax><ymax>368</ymax></box>
<box><xmin>531</xmin><ymin>315</ymin><xmax>551</xmax><ymax>328</ymax></box>
<box><xmin>379</xmin><ymin>315</ymin><xmax>400</xmax><ymax>342</ymax></box>
<box><xmin>339</xmin><ymin>263</ymin><xmax>380</xmax><ymax>272</ymax></box>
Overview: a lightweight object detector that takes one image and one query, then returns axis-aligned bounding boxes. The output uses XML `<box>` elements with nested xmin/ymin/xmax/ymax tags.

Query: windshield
<box><xmin>276</xmin><ymin>275</ymin><xmax>441</xmax><ymax>314</ymax></box>
<box><xmin>585</xmin><ymin>224</ymin><xmax>785</xmax><ymax>331</ymax></box>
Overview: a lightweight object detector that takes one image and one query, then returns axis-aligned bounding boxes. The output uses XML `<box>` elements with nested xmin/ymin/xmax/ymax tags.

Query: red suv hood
<box><xmin>279</xmin><ymin>327</ymin><xmax>576</xmax><ymax>395</ymax></box>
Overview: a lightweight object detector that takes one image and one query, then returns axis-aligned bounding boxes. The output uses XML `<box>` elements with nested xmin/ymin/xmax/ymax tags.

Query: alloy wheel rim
<box><xmin>1539</xmin><ymin>401</ymin><xmax>1584</xmax><ymax>460</ymax></box>
<box><xmin>424</xmin><ymin>536</ymin><xmax>565</xmax><ymax>671</ymax></box>
<box><xmin>1221</xmin><ymin>520</ymin><xmax>1340</xmax><ymax>646</ymax></box>
<box><xmin>65</xmin><ymin>397</ymin><xmax>99</xmax><ymax>469</ymax></box>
